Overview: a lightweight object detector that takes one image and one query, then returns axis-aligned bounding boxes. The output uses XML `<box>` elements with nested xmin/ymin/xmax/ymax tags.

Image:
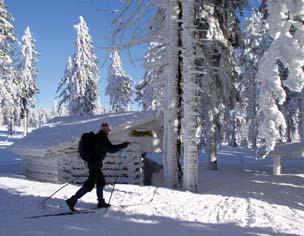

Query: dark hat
<box><xmin>101</xmin><ymin>122</ymin><xmax>110</xmax><ymax>127</ymax></box>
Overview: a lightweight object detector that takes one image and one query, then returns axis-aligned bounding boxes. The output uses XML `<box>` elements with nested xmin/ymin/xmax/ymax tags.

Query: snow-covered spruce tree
<box><xmin>136</xmin><ymin>41</ymin><xmax>166</xmax><ymax>111</ymax></box>
<box><xmin>276</xmin><ymin>60</ymin><xmax>302</xmax><ymax>143</ymax></box>
<box><xmin>0</xmin><ymin>0</ymin><xmax>19</xmax><ymax>132</ymax></box>
<box><xmin>194</xmin><ymin>0</ymin><xmax>246</xmax><ymax>171</ymax></box>
<box><xmin>135</xmin><ymin>4</ymin><xmax>167</xmax><ymax>111</ymax></box>
<box><xmin>1</xmin><ymin>69</ymin><xmax>20</xmax><ymax>132</ymax></box>
<box><xmin>70</xmin><ymin>16</ymin><xmax>99</xmax><ymax>116</ymax></box>
<box><xmin>15</xmin><ymin>27</ymin><xmax>38</xmax><ymax>135</ymax></box>
<box><xmin>56</xmin><ymin>56</ymin><xmax>73</xmax><ymax>115</ymax></box>
<box><xmin>284</xmin><ymin>89</ymin><xmax>301</xmax><ymax>142</ymax></box>
<box><xmin>240</xmin><ymin>9</ymin><xmax>272</xmax><ymax>148</ymax></box>
<box><xmin>106</xmin><ymin>48</ymin><xmax>133</xmax><ymax>112</ymax></box>
<box><xmin>257</xmin><ymin>0</ymin><xmax>304</xmax><ymax>154</ymax></box>
<box><xmin>112</xmin><ymin>0</ymin><xmax>247</xmax><ymax>190</ymax></box>
<box><xmin>52</xmin><ymin>98</ymin><xmax>68</xmax><ymax>117</ymax></box>
<box><xmin>135</xmin><ymin>77</ymin><xmax>152</xmax><ymax>110</ymax></box>
<box><xmin>0</xmin><ymin>0</ymin><xmax>14</xmax><ymax>76</ymax></box>
<box><xmin>28</xmin><ymin>108</ymin><xmax>52</xmax><ymax>128</ymax></box>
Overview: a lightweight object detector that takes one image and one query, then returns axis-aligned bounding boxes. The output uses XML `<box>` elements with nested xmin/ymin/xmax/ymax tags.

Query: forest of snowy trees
<box><xmin>111</xmin><ymin>0</ymin><xmax>304</xmax><ymax>191</ymax></box>
<box><xmin>0</xmin><ymin>0</ymin><xmax>52</xmax><ymax>133</ymax></box>
<box><xmin>0</xmin><ymin>0</ymin><xmax>303</xmax><ymax>192</ymax></box>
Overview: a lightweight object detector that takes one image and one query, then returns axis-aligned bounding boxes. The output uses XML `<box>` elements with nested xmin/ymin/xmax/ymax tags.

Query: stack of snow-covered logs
<box><xmin>21</xmin><ymin>143</ymin><xmax>144</xmax><ymax>185</ymax></box>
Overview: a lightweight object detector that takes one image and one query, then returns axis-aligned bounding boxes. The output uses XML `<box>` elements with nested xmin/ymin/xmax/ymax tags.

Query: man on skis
<box><xmin>66</xmin><ymin>122</ymin><xmax>130</xmax><ymax>211</ymax></box>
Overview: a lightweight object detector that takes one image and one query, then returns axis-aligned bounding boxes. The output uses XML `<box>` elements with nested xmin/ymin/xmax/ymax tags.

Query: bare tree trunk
<box><xmin>163</xmin><ymin>0</ymin><xmax>183</xmax><ymax>189</ymax></box>
<box><xmin>182</xmin><ymin>0</ymin><xmax>199</xmax><ymax>192</ymax></box>
<box><xmin>8</xmin><ymin>112</ymin><xmax>14</xmax><ymax>134</ymax></box>
<box><xmin>24</xmin><ymin>111</ymin><xmax>28</xmax><ymax>136</ymax></box>
<box><xmin>248</xmin><ymin>82</ymin><xmax>258</xmax><ymax>148</ymax></box>
<box><xmin>228</xmin><ymin>110</ymin><xmax>237</xmax><ymax>147</ymax></box>
<box><xmin>301</xmin><ymin>88</ymin><xmax>304</xmax><ymax>141</ymax></box>
<box><xmin>286</xmin><ymin>119</ymin><xmax>292</xmax><ymax>143</ymax></box>
<box><xmin>206</xmin><ymin>100</ymin><xmax>218</xmax><ymax>170</ymax></box>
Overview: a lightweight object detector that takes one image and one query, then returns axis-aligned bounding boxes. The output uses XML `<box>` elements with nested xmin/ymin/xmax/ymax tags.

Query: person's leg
<box><xmin>96</xmin><ymin>170</ymin><xmax>110</xmax><ymax>208</ymax></box>
<box><xmin>66</xmin><ymin>169</ymin><xmax>97</xmax><ymax>211</ymax></box>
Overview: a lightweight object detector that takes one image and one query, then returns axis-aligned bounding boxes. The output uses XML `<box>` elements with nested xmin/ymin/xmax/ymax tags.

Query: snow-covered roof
<box><xmin>10</xmin><ymin>110</ymin><xmax>160</xmax><ymax>157</ymax></box>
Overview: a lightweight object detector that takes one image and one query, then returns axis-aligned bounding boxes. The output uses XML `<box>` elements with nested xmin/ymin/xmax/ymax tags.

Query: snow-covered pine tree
<box><xmin>28</xmin><ymin>108</ymin><xmax>52</xmax><ymax>128</ymax></box>
<box><xmin>106</xmin><ymin>48</ymin><xmax>133</xmax><ymax>112</ymax></box>
<box><xmin>51</xmin><ymin>99</ymin><xmax>59</xmax><ymax>117</ymax></box>
<box><xmin>135</xmin><ymin>3</ymin><xmax>167</xmax><ymax>111</ymax></box>
<box><xmin>283</xmin><ymin>89</ymin><xmax>301</xmax><ymax>142</ymax></box>
<box><xmin>1</xmin><ymin>69</ymin><xmax>20</xmax><ymax>132</ymax></box>
<box><xmin>112</xmin><ymin>0</ymin><xmax>247</xmax><ymax>191</ymax></box>
<box><xmin>193</xmin><ymin>0</ymin><xmax>246</xmax><ymax>171</ymax></box>
<box><xmin>56</xmin><ymin>56</ymin><xmax>73</xmax><ymax>115</ymax></box>
<box><xmin>257</xmin><ymin>0</ymin><xmax>304</xmax><ymax>153</ymax></box>
<box><xmin>0</xmin><ymin>0</ymin><xmax>14</xmax><ymax>76</ymax></box>
<box><xmin>70</xmin><ymin>16</ymin><xmax>99</xmax><ymax>116</ymax></box>
<box><xmin>240</xmin><ymin>9</ymin><xmax>272</xmax><ymax>148</ymax></box>
<box><xmin>135</xmin><ymin>77</ymin><xmax>152</xmax><ymax>110</ymax></box>
<box><xmin>16</xmin><ymin>27</ymin><xmax>39</xmax><ymax>135</ymax></box>
<box><xmin>276</xmin><ymin>60</ymin><xmax>302</xmax><ymax>143</ymax></box>
<box><xmin>0</xmin><ymin>0</ymin><xmax>19</xmax><ymax>133</ymax></box>
<box><xmin>135</xmin><ymin>41</ymin><xmax>166</xmax><ymax>111</ymax></box>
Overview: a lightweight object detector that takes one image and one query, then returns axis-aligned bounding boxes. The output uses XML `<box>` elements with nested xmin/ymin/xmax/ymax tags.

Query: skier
<box><xmin>66</xmin><ymin>122</ymin><xmax>130</xmax><ymax>211</ymax></box>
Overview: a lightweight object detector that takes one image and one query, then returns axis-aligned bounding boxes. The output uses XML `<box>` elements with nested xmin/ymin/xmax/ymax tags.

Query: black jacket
<box><xmin>87</xmin><ymin>130</ymin><xmax>126</xmax><ymax>169</ymax></box>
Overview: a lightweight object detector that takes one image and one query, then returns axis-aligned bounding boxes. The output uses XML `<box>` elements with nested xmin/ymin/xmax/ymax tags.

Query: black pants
<box><xmin>83</xmin><ymin>168</ymin><xmax>106</xmax><ymax>192</ymax></box>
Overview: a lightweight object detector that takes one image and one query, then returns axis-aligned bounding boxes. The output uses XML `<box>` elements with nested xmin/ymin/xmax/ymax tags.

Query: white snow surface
<box><xmin>9</xmin><ymin>111</ymin><xmax>158</xmax><ymax>156</ymax></box>
<box><xmin>0</xmin><ymin>129</ymin><xmax>304</xmax><ymax>235</ymax></box>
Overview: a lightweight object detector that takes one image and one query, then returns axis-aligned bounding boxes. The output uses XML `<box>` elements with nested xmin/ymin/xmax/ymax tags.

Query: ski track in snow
<box><xmin>0</xmin><ymin>133</ymin><xmax>303</xmax><ymax>236</ymax></box>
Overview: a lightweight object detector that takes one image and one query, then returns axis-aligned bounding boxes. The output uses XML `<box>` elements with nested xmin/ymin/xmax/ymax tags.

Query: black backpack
<box><xmin>78</xmin><ymin>132</ymin><xmax>96</xmax><ymax>161</ymax></box>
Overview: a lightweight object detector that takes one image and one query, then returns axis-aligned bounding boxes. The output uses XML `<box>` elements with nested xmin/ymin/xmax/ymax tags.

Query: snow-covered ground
<box><xmin>0</xmin><ymin>130</ymin><xmax>303</xmax><ymax>236</ymax></box>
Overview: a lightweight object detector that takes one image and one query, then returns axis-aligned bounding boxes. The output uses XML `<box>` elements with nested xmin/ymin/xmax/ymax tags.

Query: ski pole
<box><xmin>37</xmin><ymin>176</ymin><xmax>83</xmax><ymax>208</ymax></box>
<box><xmin>105</xmin><ymin>148</ymin><xmax>127</xmax><ymax>214</ymax></box>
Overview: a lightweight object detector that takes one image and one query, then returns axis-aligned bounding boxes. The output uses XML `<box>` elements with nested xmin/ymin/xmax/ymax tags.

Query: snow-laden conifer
<box><xmin>106</xmin><ymin>48</ymin><xmax>133</xmax><ymax>112</ymax></box>
<box><xmin>135</xmin><ymin>4</ymin><xmax>167</xmax><ymax>111</ymax></box>
<box><xmin>0</xmin><ymin>0</ymin><xmax>19</xmax><ymax>132</ymax></box>
<box><xmin>196</xmin><ymin>2</ymin><xmax>244</xmax><ymax>171</ymax></box>
<box><xmin>56</xmin><ymin>56</ymin><xmax>73</xmax><ymax>115</ymax></box>
<box><xmin>241</xmin><ymin>10</ymin><xmax>271</xmax><ymax>148</ymax></box>
<box><xmin>70</xmin><ymin>16</ymin><xmax>99</xmax><ymax>116</ymax></box>
<box><xmin>15</xmin><ymin>27</ymin><xmax>39</xmax><ymax>135</ymax></box>
<box><xmin>257</xmin><ymin>0</ymin><xmax>304</xmax><ymax>153</ymax></box>
<box><xmin>0</xmin><ymin>0</ymin><xmax>14</xmax><ymax>76</ymax></box>
<box><xmin>1</xmin><ymin>69</ymin><xmax>20</xmax><ymax>132</ymax></box>
<box><xmin>136</xmin><ymin>41</ymin><xmax>165</xmax><ymax>111</ymax></box>
<box><xmin>111</xmin><ymin>0</ymin><xmax>248</xmax><ymax>192</ymax></box>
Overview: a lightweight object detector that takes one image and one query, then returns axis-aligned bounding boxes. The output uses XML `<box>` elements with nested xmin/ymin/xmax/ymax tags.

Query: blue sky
<box><xmin>6</xmin><ymin>0</ymin><xmax>146</xmax><ymax>110</ymax></box>
<box><xmin>6</xmin><ymin>0</ymin><xmax>261</xmax><ymax>110</ymax></box>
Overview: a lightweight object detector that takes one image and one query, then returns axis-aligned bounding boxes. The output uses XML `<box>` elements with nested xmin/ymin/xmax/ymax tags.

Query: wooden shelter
<box><xmin>10</xmin><ymin>111</ymin><xmax>162</xmax><ymax>185</ymax></box>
